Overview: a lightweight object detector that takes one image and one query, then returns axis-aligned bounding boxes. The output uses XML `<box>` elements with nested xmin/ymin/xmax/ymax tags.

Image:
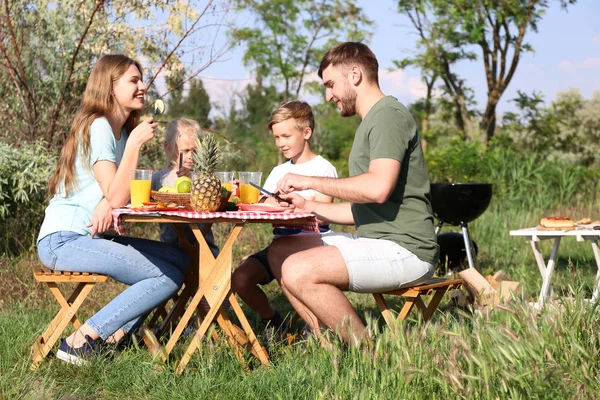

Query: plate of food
<box><xmin>237</xmin><ymin>203</ymin><xmax>292</xmax><ymax>213</ymax></box>
<box><xmin>140</xmin><ymin>202</ymin><xmax>184</xmax><ymax>211</ymax></box>
<box><xmin>575</xmin><ymin>217</ymin><xmax>600</xmax><ymax>229</ymax></box>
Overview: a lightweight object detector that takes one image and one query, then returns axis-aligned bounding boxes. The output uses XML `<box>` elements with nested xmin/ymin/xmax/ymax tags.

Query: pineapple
<box><xmin>190</xmin><ymin>133</ymin><xmax>222</xmax><ymax>212</ymax></box>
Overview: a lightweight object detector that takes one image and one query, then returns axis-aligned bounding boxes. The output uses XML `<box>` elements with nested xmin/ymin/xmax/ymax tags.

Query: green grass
<box><xmin>2</xmin><ymin>295</ymin><xmax>600</xmax><ymax>398</ymax></box>
<box><xmin>2</xmin><ymin>204</ymin><xmax>600</xmax><ymax>399</ymax></box>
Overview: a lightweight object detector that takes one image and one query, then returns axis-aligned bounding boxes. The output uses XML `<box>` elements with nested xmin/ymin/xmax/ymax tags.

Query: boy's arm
<box><xmin>259</xmin><ymin>167</ymin><xmax>280</xmax><ymax>204</ymax></box>
<box><xmin>276</xmin><ymin>158</ymin><xmax>400</xmax><ymax>204</ymax></box>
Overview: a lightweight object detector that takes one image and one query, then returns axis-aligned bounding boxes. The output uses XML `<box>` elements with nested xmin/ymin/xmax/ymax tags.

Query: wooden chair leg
<box><xmin>32</xmin><ymin>282</ymin><xmax>86</xmax><ymax>365</ymax></box>
<box><xmin>31</xmin><ymin>282</ymin><xmax>96</xmax><ymax>369</ymax></box>
<box><xmin>420</xmin><ymin>289</ymin><xmax>447</xmax><ymax>321</ymax></box>
<box><xmin>156</xmin><ymin>288</ymin><xmax>191</xmax><ymax>338</ymax></box>
<box><xmin>414</xmin><ymin>296</ymin><xmax>428</xmax><ymax>316</ymax></box>
<box><xmin>398</xmin><ymin>296</ymin><xmax>419</xmax><ymax>321</ymax></box>
<box><xmin>373</xmin><ymin>293</ymin><xmax>396</xmax><ymax>327</ymax></box>
<box><xmin>146</xmin><ymin>295</ymin><xmax>176</xmax><ymax>331</ymax></box>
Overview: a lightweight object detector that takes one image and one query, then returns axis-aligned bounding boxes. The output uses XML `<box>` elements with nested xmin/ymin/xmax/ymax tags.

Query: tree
<box><xmin>312</xmin><ymin>101</ymin><xmax>361</xmax><ymax>175</ymax></box>
<box><xmin>213</xmin><ymin>81</ymin><xmax>284</xmax><ymax>172</ymax></box>
<box><xmin>0</xmin><ymin>0</ymin><xmax>232</xmax><ymax>147</ymax></box>
<box><xmin>500</xmin><ymin>89</ymin><xmax>600</xmax><ymax>166</ymax></box>
<box><xmin>394</xmin><ymin>0</ymin><xmax>477</xmax><ymax>140</ymax></box>
<box><xmin>396</xmin><ymin>0</ymin><xmax>577</xmax><ymax>142</ymax></box>
<box><xmin>167</xmin><ymin>78</ymin><xmax>212</xmax><ymax>128</ymax></box>
<box><xmin>230</xmin><ymin>0</ymin><xmax>373</xmax><ymax>103</ymax></box>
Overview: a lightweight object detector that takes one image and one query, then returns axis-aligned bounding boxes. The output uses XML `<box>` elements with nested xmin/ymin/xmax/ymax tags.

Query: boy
<box><xmin>231</xmin><ymin>100</ymin><xmax>337</xmax><ymax>339</ymax></box>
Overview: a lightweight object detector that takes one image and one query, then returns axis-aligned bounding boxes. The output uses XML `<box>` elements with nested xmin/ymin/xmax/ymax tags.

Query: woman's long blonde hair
<box><xmin>47</xmin><ymin>54</ymin><xmax>143</xmax><ymax>199</ymax></box>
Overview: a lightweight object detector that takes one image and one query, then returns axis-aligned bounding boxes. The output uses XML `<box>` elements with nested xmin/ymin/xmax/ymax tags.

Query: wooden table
<box><xmin>509</xmin><ymin>226</ymin><xmax>600</xmax><ymax>309</ymax></box>
<box><xmin>112</xmin><ymin>208</ymin><xmax>318</xmax><ymax>374</ymax></box>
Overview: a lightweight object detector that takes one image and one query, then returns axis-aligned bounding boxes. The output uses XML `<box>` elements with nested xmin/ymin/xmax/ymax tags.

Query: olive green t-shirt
<box><xmin>349</xmin><ymin>96</ymin><xmax>439</xmax><ymax>264</ymax></box>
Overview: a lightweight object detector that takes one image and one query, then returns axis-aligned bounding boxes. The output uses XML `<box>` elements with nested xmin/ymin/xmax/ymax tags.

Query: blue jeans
<box><xmin>37</xmin><ymin>231</ymin><xmax>189</xmax><ymax>340</ymax></box>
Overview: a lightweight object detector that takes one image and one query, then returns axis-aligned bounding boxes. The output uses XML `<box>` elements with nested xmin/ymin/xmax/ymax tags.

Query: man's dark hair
<box><xmin>318</xmin><ymin>42</ymin><xmax>379</xmax><ymax>85</ymax></box>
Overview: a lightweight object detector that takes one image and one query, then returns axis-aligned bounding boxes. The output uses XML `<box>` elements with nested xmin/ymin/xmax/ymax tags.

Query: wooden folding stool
<box><xmin>30</xmin><ymin>265</ymin><xmax>108</xmax><ymax>369</ymax></box>
<box><xmin>373</xmin><ymin>277</ymin><xmax>463</xmax><ymax>327</ymax></box>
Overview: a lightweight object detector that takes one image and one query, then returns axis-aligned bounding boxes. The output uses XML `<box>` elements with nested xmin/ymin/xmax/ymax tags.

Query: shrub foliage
<box><xmin>0</xmin><ymin>141</ymin><xmax>56</xmax><ymax>255</ymax></box>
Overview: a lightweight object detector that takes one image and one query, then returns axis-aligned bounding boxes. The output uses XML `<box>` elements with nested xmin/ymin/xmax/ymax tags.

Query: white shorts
<box><xmin>320</xmin><ymin>231</ymin><xmax>436</xmax><ymax>293</ymax></box>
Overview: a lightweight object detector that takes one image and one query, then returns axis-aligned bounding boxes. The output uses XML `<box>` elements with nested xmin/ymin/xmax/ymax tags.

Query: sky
<box><xmin>194</xmin><ymin>0</ymin><xmax>600</xmax><ymax>117</ymax></box>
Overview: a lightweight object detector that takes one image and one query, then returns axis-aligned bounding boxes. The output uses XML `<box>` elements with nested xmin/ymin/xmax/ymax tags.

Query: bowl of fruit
<box><xmin>151</xmin><ymin>176</ymin><xmax>194</xmax><ymax>208</ymax></box>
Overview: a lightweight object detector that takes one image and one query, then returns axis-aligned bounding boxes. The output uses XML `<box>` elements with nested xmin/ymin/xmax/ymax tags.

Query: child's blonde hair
<box><xmin>267</xmin><ymin>100</ymin><xmax>315</xmax><ymax>133</ymax></box>
<box><xmin>164</xmin><ymin>118</ymin><xmax>201</xmax><ymax>169</ymax></box>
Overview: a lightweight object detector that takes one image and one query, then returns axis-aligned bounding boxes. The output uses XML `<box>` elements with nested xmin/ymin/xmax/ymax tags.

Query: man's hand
<box><xmin>276</xmin><ymin>173</ymin><xmax>312</xmax><ymax>194</ymax></box>
<box><xmin>87</xmin><ymin>198</ymin><xmax>113</xmax><ymax>238</ymax></box>
<box><xmin>279</xmin><ymin>192</ymin><xmax>309</xmax><ymax>213</ymax></box>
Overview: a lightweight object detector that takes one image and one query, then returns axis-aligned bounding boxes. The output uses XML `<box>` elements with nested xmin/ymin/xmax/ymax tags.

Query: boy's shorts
<box><xmin>319</xmin><ymin>231</ymin><xmax>436</xmax><ymax>293</ymax></box>
<box><xmin>248</xmin><ymin>248</ymin><xmax>275</xmax><ymax>284</ymax></box>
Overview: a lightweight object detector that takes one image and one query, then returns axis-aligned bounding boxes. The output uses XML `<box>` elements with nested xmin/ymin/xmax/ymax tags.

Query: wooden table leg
<box><xmin>175</xmin><ymin>270</ymin><xmax>231</xmax><ymax>374</ymax></box>
<box><xmin>226</xmin><ymin>293</ymin><xmax>269</xmax><ymax>364</ymax></box>
<box><xmin>173</xmin><ymin>223</ymin><xmax>269</xmax><ymax>373</ymax></box>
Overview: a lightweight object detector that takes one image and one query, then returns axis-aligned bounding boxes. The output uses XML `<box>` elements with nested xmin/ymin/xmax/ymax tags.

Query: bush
<box><xmin>0</xmin><ymin>141</ymin><xmax>56</xmax><ymax>256</ymax></box>
<box><xmin>426</xmin><ymin>140</ymin><xmax>600</xmax><ymax>213</ymax></box>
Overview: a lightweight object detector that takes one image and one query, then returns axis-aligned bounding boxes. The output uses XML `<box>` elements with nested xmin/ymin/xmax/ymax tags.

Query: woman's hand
<box><xmin>87</xmin><ymin>198</ymin><xmax>113</xmax><ymax>238</ymax></box>
<box><xmin>129</xmin><ymin>117</ymin><xmax>158</xmax><ymax>147</ymax></box>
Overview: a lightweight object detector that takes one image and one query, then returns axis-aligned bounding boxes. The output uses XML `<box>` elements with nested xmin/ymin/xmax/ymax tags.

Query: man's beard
<box><xmin>339</xmin><ymin>86</ymin><xmax>357</xmax><ymax>117</ymax></box>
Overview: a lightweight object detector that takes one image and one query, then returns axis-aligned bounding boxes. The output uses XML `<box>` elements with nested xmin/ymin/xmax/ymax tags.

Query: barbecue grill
<box><xmin>430</xmin><ymin>183</ymin><xmax>493</xmax><ymax>269</ymax></box>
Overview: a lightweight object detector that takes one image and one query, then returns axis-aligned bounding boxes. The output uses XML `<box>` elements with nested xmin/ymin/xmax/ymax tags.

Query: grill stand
<box><xmin>435</xmin><ymin>220</ymin><xmax>476</xmax><ymax>269</ymax></box>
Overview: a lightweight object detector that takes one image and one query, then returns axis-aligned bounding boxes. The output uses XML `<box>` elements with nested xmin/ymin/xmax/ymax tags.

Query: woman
<box><xmin>37</xmin><ymin>55</ymin><xmax>189</xmax><ymax>365</ymax></box>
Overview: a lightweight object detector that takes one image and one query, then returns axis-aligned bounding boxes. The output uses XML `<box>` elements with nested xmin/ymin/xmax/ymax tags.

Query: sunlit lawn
<box><xmin>2</xmin><ymin>208</ymin><xmax>600</xmax><ymax>399</ymax></box>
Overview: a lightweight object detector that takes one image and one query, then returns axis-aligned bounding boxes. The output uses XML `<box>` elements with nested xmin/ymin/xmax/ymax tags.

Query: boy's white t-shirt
<box><xmin>263</xmin><ymin>155</ymin><xmax>338</xmax><ymax>198</ymax></box>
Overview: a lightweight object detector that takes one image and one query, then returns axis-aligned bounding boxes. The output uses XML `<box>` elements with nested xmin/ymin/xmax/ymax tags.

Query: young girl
<box><xmin>37</xmin><ymin>55</ymin><xmax>189</xmax><ymax>365</ymax></box>
<box><xmin>151</xmin><ymin>119</ymin><xmax>219</xmax><ymax>256</ymax></box>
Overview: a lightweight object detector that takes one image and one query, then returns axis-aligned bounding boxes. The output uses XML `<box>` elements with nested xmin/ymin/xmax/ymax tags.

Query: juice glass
<box><xmin>238</xmin><ymin>171</ymin><xmax>262</xmax><ymax>204</ymax></box>
<box><xmin>130</xmin><ymin>169</ymin><xmax>152</xmax><ymax>208</ymax></box>
<box><xmin>215</xmin><ymin>171</ymin><xmax>236</xmax><ymax>194</ymax></box>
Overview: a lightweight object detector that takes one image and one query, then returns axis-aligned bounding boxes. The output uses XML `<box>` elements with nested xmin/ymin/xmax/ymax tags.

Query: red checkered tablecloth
<box><xmin>111</xmin><ymin>208</ymin><xmax>319</xmax><ymax>235</ymax></box>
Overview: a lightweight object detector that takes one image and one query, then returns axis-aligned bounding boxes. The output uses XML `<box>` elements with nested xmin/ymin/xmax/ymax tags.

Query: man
<box><xmin>268</xmin><ymin>42</ymin><xmax>439</xmax><ymax>345</ymax></box>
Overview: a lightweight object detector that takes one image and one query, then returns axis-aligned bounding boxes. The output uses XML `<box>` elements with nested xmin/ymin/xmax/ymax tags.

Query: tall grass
<box><xmin>2</xmin><ymin>293</ymin><xmax>599</xmax><ymax>398</ymax></box>
<box><xmin>2</xmin><ymin>145</ymin><xmax>600</xmax><ymax>398</ymax></box>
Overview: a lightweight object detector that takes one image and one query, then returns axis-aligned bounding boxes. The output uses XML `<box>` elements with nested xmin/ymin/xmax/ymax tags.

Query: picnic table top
<box><xmin>111</xmin><ymin>207</ymin><xmax>319</xmax><ymax>234</ymax></box>
<box><xmin>510</xmin><ymin>226</ymin><xmax>600</xmax><ymax>238</ymax></box>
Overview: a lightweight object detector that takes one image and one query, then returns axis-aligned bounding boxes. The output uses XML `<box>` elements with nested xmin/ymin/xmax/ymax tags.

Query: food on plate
<box><xmin>223</xmin><ymin>201</ymin><xmax>238</xmax><ymax>211</ymax></box>
<box><xmin>540</xmin><ymin>216</ymin><xmax>575</xmax><ymax>228</ymax></box>
<box><xmin>576</xmin><ymin>217</ymin><xmax>591</xmax><ymax>225</ymax></box>
<box><xmin>141</xmin><ymin>201</ymin><xmax>179</xmax><ymax>210</ymax></box>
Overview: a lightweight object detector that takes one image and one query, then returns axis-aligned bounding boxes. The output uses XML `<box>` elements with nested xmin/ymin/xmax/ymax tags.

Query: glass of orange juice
<box><xmin>215</xmin><ymin>171</ymin><xmax>235</xmax><ymax>194</ymax></box>
<box><xmin>238</xmin><ymin>171</ymin><xmax>262</xmax><ymax>204</ymax></box>
<box><xmin>130</xmin><ymin>169</ymin><xmax>152</xmax><ymax>208</ymax></box>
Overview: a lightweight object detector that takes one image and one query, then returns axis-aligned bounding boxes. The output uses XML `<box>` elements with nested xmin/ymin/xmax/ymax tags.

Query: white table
<box><xmin>510</xmin><ymin>227</ymin><xmax>600</xmax><ymax>309</ymax></box>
